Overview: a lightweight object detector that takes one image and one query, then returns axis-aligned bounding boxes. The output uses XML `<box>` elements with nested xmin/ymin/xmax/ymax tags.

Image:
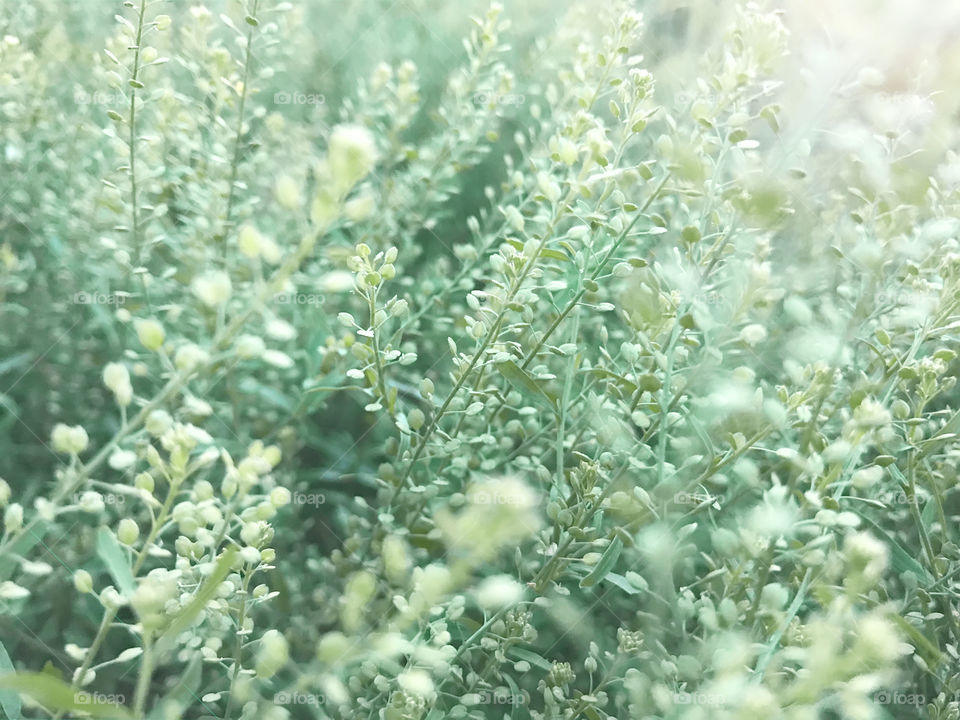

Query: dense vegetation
<box><xmin>1</xmin><ymin>1</ymin><xmax>959</xmax><ymax>718</ymax></box>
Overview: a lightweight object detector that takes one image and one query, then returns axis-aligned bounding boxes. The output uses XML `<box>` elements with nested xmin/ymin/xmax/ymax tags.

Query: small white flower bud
<box><xmin>51</xmin><ymin>423</ymin><xmax>89</xmax><ymax>454</ymax></box>
<box><xmin>408</xmin><ymin>408</ymin><xmax>425</xmax><ymax>431</ymax></box>
<box><xmin>135</xmin><ymin>318</ymin><xmax>166</xmax><ymax>352</ymax></box>
<box><xmin>192</xmin><ymin>270</ymin><xmax>232</xmax><ymax>307</ymax></box>
<box><xmin>238</xmin><ymin>225</ymin><xmax>263</xmax><ymax>258</ymax></box>
<box><xmin>134</xmin><ymin>472</ymin><xmax>155</xmax><ymax>493</ymax></box>
<box><xmin>275</xmin><ymin>175</ymin><xmax>302</xmax><ymax>210</ymax></box>
<box><xmin>739</xmin><ymin>323</ymin><xmax>768</xmax><ymax>346</ymax></box>
<box><xmin>172</xmin><ymin>344</ymin><xmax>208</xmax><ymax>373</ymax></box>
<box><xmin>397</xmin><ymin>670</ymin><xmax>434</xmax><ymax>699</ymax></box>
<box><xmin>145</xmin><ymin>409</ymin><xmax>173</xmax><ymax>436</ymax></box>
<box><xmin>79</xmin><ymin>491</ymin><xmax>105</xmax><ymax>514</ymax></box>
<box><xmin>269</xmin><ymin>487</ymin><xmax>291</xmax><ymax>507</ymax></box>
<box><xmin>255</xmin><ymin>629</ymin><xmax>289</xmax><ymax>678</ymax></box>
<box><xmin>74</xmin><ymin>569</ymin><xmax>94</xmax><ymax>594</ymax></box>
<box><xmin>474</xmin><ymin>575</ymin><xmax>524</xmax><ymax>610</ymax></box>
<box><xmin>236</xmin><ymin>335</ymin><xmax>266</xmax><ymax>359</ymax></box>
<box><xmin>3</xmin><ymin>503</ymin><xmax>23</xmax><ymax>532</ymax></box>
<box><xmin>99</xmin><ymin>586</ymin><xmax>126</xmax><ymax>609</ymax></box>
<box><xmin>102</xmin><ymin>362</ymin><xmax>132</xmax><ymax>405</ymax></box>
<box><xmin>240</xmin><ymin>546</ymin><xmax>261</xmax><ymax>565</ymax></box>
<box><xmin>117</xmin><ymin>518</ymin><xmax>139</xmax><ymax>546</ymax></box>
<box><xmin>328</xmin><ymin>124</ymin><xmax>377</xmax><ymax>191</ymax></box>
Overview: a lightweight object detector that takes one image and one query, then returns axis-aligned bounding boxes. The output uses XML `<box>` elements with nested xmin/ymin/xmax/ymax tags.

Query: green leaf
<box><xmin>157</xmin><ymin>548</ymin><xmax>237</xmax><ymax>649</ymax></box>
<box><xmin>503</xmin><ymin>673</ymin><xmax>525</xmax><ymax>720</ymax></box>
<box><xmin>238</xmin><ymin>378</ymin><xmax>295</xmax><ymax>412</ymax></box>
<box><xmin>580</xmin><ymin>535</ymin><xmax>623</xmax><ymax>588</ymax></box>
<box><xmin>496</xmin><ymin>360</ymin><xmax>556</xmax><ymax>411</ymax></box>
<box><xmin>0</xmin><ymin>521</ymin><xmax>47</xmax><ymax>583</ymax></box>
<box><xmin>602</xmin><ymin>571</ymin><xmax>640</xmax><ymax>595</ymax></box>
<box><xmin>0</xmin><ymin>642</ymin><xmax>20</xmax><ymax>720</ymax></box>
<box><xmin>852</xmin><ymin>512</ymin><xmax>933</xmax><ymax>583</ymax></box>
<box><xmin>539</xmin><ymin>248</ymin><xmax>570</xmax><ymax>263</ymax></box>
<box><xmin>0</xmin><ymin>352</ymin><xmax>32</xmax><ymax>377</ymax></box>
<box><xmin>147</xmin><ymin>653</ymin><xmax>203</xmax><ymax>720</ymax></box>
<box><xmin>887</xmin><ymin>612</ymin><xmax>943</xmax><ymax>670</ymax></box>
<box><xmin>96</xmin><ymin>527</ymin><xmax>136</xmax><ymax>597</ymax></box>
<box><xmin>0</xmin><ymin>673</ymin><xmax>131</xmax><ymax>719</ymax></box>
<box><xmin>506</xmin><ymin>647</ymin><xmax>553</xmax><ymax>672</ymax></box>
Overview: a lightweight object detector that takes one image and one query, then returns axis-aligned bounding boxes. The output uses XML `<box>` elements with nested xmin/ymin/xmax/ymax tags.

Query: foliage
<box><xmin>1</xmin><ymin>1</ymin><xmax>960</xmax><ymax>719</ymax></box>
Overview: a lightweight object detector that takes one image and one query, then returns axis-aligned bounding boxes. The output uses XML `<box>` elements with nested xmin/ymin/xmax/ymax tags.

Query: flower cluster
<box><xmin>2</xmin><ymin>1</ymin><xmax>960</xmax><ymax>719</ymax></box>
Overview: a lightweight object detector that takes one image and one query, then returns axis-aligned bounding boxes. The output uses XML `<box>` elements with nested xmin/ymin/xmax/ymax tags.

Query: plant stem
<box><xmin>133</xmin><ymin>633</ymin><xmax>154</xmax><ymax>719</ymax></box>
<box><xmin>223</xmin><ymin>571</ymin><xmax>252</xmax><ymax>720</ymax></box>
<box><xmin>221</xmin><ymin>0</ymin><xmax>260</xmax><ymax>261</ymax></box>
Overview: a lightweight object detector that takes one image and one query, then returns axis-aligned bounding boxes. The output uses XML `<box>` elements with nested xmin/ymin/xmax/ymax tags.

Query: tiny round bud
<box><xmin>4</xmin><ymin>503</ymin><xmax>23</xmax><ymax>533</ymax></box>
<box><xmin>135</xmin><ymin>318</ymin><xmax>166</xmax><ymax>352</ymax></box>
<box><xmin>192</xmin><ymin>270</ymin><xmax>232</xmax><ymax>307</ymax></box>
<box><xmin>236</xmin><ymin>335</ymin><xmax>266</xmax><ymax>359</ymax></box>
<box><xmin>255</xmin><ymin>629</ymin><xmax>289</xmax><ymax>679</ymax></box>
<box><xmin>275</xmin><ymin>175</ymin><xmax>302</xmax><ymax>210</ymax></box>
<box><xmin>74</xmin><ymin>569</ymin><xmax>94</xmax><ymax>594</ymax></box>
<box><xmin>145</xmin><ymin>409</ymin><xmax>173</xmax><ymax>436</ymax></box>
<box><xmin>408</xmin><ymin>408</ymin><xmax>425</xmax><ymax>431</ymax></box>
<box><xmin>134</xmin><ymin>472</ymin><xmax>155</xmax><ymax>493</ymax></box>
<box><xmin>51</xmin><ymin>424</ymin><xmax>89</xmax><ymax>455</ymax></box>
<box><xmin>269</xmin><ymin>487</ymin><xmax>291</xmax><ymax>507</ymax></box>
<box><xmin>118</xmin><ymin>518</ymin><xmax>139</xmax><ymax>546</ymax></box>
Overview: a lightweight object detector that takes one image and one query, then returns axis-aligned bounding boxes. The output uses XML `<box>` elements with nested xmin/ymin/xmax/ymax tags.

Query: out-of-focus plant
<box><xmin>1</xmin><ymin>1</ymin><xmax>959</xmax><ymax>719</ymax></box>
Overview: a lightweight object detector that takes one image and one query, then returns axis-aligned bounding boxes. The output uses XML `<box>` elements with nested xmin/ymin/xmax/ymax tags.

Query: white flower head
<box><xmin>255</xmin><ymin>629</ymin><xmax>289</xmax><ymax>679</ymax></box>
<box><xmin>739</xmin><ymin>323</ymin><xmax>768</xmax><ymax>346</ymax></box>
<box><xmin>236</xmin><ymin>335</ymin><xmax>266</xmax><ymax>359</ymax></box>
<box><xmin>102</xmin><ymin>362</ymin><xmax>132</xmax><ymax>406</ymax></box>
<box><xmin>474</xmin><ymin>574</ymin><xmax>524</xmax><ymax>610</ymax></box>
<box><xmin>397</xmin><ymin>669</ymin><xmax>435</xmax><ymax>699</ymax></box>
<box><xmin>328</xmin><ymin>124</ymin><xmax>377</xmax><ymax>191</ymax></box>
<box><xmin>192</xmin><ymin>270</ymin><xmax>232</xmax><ymax>308</ymax></box>
<box><xmin>51</xmin><ymin>423</ymin><xmax>89</xmax><ymax>455</ymax></box>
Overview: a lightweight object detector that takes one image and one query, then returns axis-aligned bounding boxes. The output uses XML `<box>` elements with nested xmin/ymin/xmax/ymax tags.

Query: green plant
<box><xmin>1</xmin><ymin>1</ymin><xmax>960</xmax><ymax>719</ymax></box>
